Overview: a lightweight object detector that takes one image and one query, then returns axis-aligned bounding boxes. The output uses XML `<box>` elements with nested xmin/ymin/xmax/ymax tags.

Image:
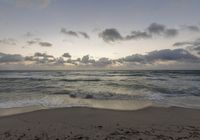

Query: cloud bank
<box><xmin>1</xmin><ymin>48</ymin><xmax>199</xmax><ymax>69</ymax></box>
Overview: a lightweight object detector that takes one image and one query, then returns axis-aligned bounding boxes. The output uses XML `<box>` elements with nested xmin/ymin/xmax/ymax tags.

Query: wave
<box><xmin>60</xmin><ymin>78</ymin><xmax>102</xmax><ymax>82</ymax></box>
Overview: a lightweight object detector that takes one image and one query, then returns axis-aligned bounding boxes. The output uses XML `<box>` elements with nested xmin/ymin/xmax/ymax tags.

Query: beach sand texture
<box><xmin>0</xmin><ymin>106</ymin><xmax>200</xmax><ymax>140</ymax></box>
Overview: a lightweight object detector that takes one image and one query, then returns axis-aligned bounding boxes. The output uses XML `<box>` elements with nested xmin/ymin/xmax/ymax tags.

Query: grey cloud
<box><xmin>61</xmin><ymin>28</ymin><xmax>78</xmax><ymax>37</ymax></box>
<box><xmin>61</xmin><ymin>28</ymin><xmax>90</xmax><ymax>39</ymax></box>
<box><xmin>99</xmin><ymin>23</ymin><xmax>179</xmax><ymax>43</ymax></box>
<box><xmin>123</xmin><ymin>54</ymin><xmax>145</xmax><ymax>63</ymax></box>
<box><xmin>93</xmin><ymin>57</ymin><xmax>112</xmax><ymax>67</ymax></box>
<box><xmin>99</xmin><ymin>28</ymin><xmax>123</xmax><ymax>43</ymax></box>
<box><xmin>79</xmin><ymin>32</ymin><xmax>90</xmax><ymax>39</ymax></box>
<box><xmin>147</xmin><ymin>23</ymin><xmax>166</xmax><ymax>35</ymax></box>
<box><xmin>164</xmin><ymin>29</ymin><xmax>178</xmax><ymax>37</ymax></box>
<box><xmin>62</xmin><ymin>53</ymin><xmax>71</xmax><ymax>58</ymax></box>
<box><xmin>26</xmin><ymin>39</ymin><xmax>52</xmax><ymax>47</ymax></box>
<box><xmin>146</xmin><ymin>49</ymin><xmax>198</xmax><ymax>62</ymax></box>
<box><xmin>27</xmin><ymin>40</ymin><xmax>38</xmax><ymax>45</ymax></box>
<box><xmin>25</xmin><ymin>52</ymin><xmax>55</xmax><ymax>64</ymax></box>
<box><xmin>34</xmin><ymin>52</ymin><xmax>54</xmax><ymax>58</ymax></box>
<box><xmin>125</xmin><ymin>31</ymin><xmax>151</xmax><ymax>40</ymax></box>
<box><xmin>81</xmin><ymin>55</ymin><xmax>95</xmax><ymax>64</ymax></box>
<box><xmin>39</xmin><ymin>42</ymin><xmax>52</xmax><ymax>47</ymax></box>
<box><xmin>54</xmin><ymin>57</ymin><xmax>65</xmax><ymax>65</ymax></box>
<box><xmin>122</xmin><ymin>49</ymin><xmax>199</xmax><ymax>64</ymax></box>
<box><xmin>173</xmin><ymin>41</ymin><xmax>192</xmax><ymax>47</ymax></box>
<box><xmin>147</xmin><ymin>23</ymin><xmax>178</xmax><ymax>37</ymax></box>
<box><xmin>182</xmin><ymin>25</ymin><xmax>200</xmax><ymax>32</ymax></box>
<box><xmin>0</xmin><ymin>53</ymin><xmax>24</xmax><ymax>63</ymax></box>
<box><xmin>0</xmin><ymin>38</ymin><xmax>17</xmax><ymax>46</ymax></box>
<box><xmin>1</xmin><ymin>47</ymin><xmax>200</xmax><ymax>68</ymax></box>
<box><xmin>173</xmin><ymin>38</ymin><xmax>200</xmax><ymax>54</ymax></box>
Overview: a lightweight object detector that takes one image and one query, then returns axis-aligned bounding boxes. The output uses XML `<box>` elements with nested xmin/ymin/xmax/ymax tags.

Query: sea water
<box><xmin>0</xmin><ymin>70</ymin><xmax>200</xmax><ymax>114</ymax></box>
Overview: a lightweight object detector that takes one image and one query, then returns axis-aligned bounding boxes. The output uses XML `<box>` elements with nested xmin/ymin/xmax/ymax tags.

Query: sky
<box><xmin>0</xmin><ymin>0</ymin><xmax>200</xmax><ymax>70</ymax></box>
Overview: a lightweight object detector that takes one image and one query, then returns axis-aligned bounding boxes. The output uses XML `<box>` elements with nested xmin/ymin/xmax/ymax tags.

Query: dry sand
<box><xmin>0</xmin><ymin>106</ymin><xmax>200</xmax><ymax>140</ymax></box>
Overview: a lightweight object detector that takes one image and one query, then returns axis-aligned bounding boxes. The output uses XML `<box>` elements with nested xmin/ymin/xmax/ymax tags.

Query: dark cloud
<box><xmin>147</xmin><ymin>23</ymin><xmax>166</xmax><ymax>35</ymax></box>
<box><xmin>122</xmin><ymin>54</ymin><xmax>145</xmax><ymax>63</ymax></box>
<box><xmin>34</xmin><ymin>52</ymin><xmax>54</xmax><ymax>58</ymax></box>
<box><xmin>25</xmin><ymin>52</ymin><xmax>55</xmax><ymax>64</ymax></box>
<box><xmin>27</xmin><ymin>40</ymin><xmax>38</xmax><ymax>45</ymax></box>
<box><xmin>26</xmin><ymin>39</ymin><xmax>52</xmax><ymax>47</ymax></box>
<box><xmin>61</xmin><ymin>28</ymin><xmax>90</xmax><ymax>39</ymax></box>
<box><xmin>54</xmin><ymin>57</ymin><xmax>65</xmax><ymax>65</ymax></box>
<box><xmin>147</xmin><ymin>23</ymin><xmax>178</xmax><ymax>37</ymax></box>
<box><xmin>122</xmin><ymin>49</ymin><xmax>199</xmax><ymax>64</ymax></box>
<box><xmin>99</xmin><ymin>23</ymin><xmax>179</xmax><ymax>43</ymax></box>
<box><xmin>62</xmin><ymin>53</ymin><xmax>71</xmax><ymax>58</ymax></box>
<box><xmin>39</xmin><ymin>42</ymin><xmax>52</xmax><ymax>47</ymax></box>
<box><xmin>0</xmin><ymin>53</ymin><xmax>24</xmax><ymax>63</ymax></box>
<box><xmin>79</xmin><ymin>32</ymin><xmax>90</xmax><ymax>39</ymax></box>
<box><xmin>125</xmin><ymin>31</ymin><xmax>151</xmax><ymax>40</ymax></box>
<box><xmin>93</xmin><ymin>57</ymin><xmax>112</xmax><ymax>67</ymax></box>
<box><xmin>61</xmin><ymin>28</ymin><xmax>78</xmax><ymax>37</ymax></box>
<box><xmin>99</xmin><ymin>28</ymin><xmax>123</xmax><ymax>42</ymax></box>
<box><xmin>164</xmin><ymin>29</ymin><xmax>178</xmax><ymax>37</ymax></box>
<box><xmin>173</xmin><ymin>38</ymin><xmax>200</xmax><ymax>54</ymax></box>
<box><xmin>174</xmin><ymin>38</ymin><xmax>200</xmax><ymax>55</ymax></box>
<box><xmin>0</xmin><ymin>38</ymin><xmax>17</xmax><ymax>46</ymax></box>
<box><xmin>182</xmin><ymin>25</ymin><xmax>200</xmax><ymax>32</ymax></box>
<box><xmin>81</xmin><ymin>55</ymin><xmax>95</xmax><ymax>64</ymax></box>
<box><xmin>1</xmin><ymin>47</ymin><xmax>199</xmax><ymax>68</ymax></box>
<box><xmin>173</xmin><ymin>41</ymin><xmax>192</xmax><ymax>47</ymax></box>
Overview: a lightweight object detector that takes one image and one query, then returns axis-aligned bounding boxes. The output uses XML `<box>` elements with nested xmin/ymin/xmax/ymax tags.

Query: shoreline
<box><xmin>1</xmin><ymin>106</ymin><xmax>200</xmax><ymax>139</ymax></box>
<box><xmin>0</xmin><ymin>104</ymin><xmax>199</xmax><ymax>117</ymax></box>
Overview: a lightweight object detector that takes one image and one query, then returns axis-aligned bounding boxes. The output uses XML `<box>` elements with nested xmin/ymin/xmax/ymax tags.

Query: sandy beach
<box><xmin>0</xmin><ymin>106</ymin><xmax>200</xmax><ymax>140</ymax></box>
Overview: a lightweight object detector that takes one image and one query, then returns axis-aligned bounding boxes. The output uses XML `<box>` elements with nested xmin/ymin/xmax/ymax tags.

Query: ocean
<box><xmin>0</xmin><ymin>70</ymin><xmax>200</xmax><ymax>112</ymax></box>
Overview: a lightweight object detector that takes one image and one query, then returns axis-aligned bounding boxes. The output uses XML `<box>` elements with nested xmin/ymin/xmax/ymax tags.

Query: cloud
<box><xmin>99</xmin><ymin>23</ymin><xmax>179</xmax><ymax>43</ymax></box>
<box><xmin>0</xmin><ymin>53</ymin><xmax>24</xmax><ymax>63</ymax></box>
<box><xmin>182</xmin><ymin>25</ymin><xmax>200</xmax><ymax>32</ymax></box>
<box><xmin>173</xmin><ymin>41</ymin><xmax>192</xmax><ymax>47</ymax></box>
<box><xmin>79</xmin><ymin>32</ymin><xmax>90</xmax><ymax>39</ymax></box>
<box><xmin>39</xmin><ymin>42</ymin><xmax>52</xmax><ymax>47</ymax></box>
<box><xmin>173</xmin><ymin>38</ymin><xmax>200</xmax><ymax>47</ymax></box>
<box><xmin>0</xmin><ymin>38</ymin><xmax>17</xmax><ymax>46</ymax></box>
<box><xmin>25</xmin><ymin>52</ymin><xmax>55</xmax><ymax>64</ymax></box>
<box><xmin>99</xmin><ymin>28</ymin><xmax>123</xmax><ymax>42</ymax></box>
<box><xmin>27</xmin><ymin>40</ymin><xmax>38</xmax><ymax>45</ymax></box>
<box><xmin>93</xmin><ymin>57</ymin><xmax>112</xmax><ymax>67</ymax></box>
<box><xmin>147</xmin><ymin>23</ymin><xmax>166</xmax><ymax>35</ymax></box>
<box><xmin>147</xmin><ymin>23</ymin><xmax>178</xmax><ymax>37</ymax></box>
<box><xmin>61</xmin><ymin>28</ymin><xmax>90</xmax><ymax>39</ymax></box>
<box><xmin>1</xmin><ymin>47</ymin><xmax>199</xmax><ymax>69</ymax></box>
<box><xmin>80</xmin><ymin>55</ymin><xmax>95</xmax><ymax>64</ymax></box>
<box><xmin>173</xmin><ymin>38</ymin><xmax>200</xmax><ymax>55</ymax></box>
<box><xmin>34</xmin><ymin>52</ymin><xmax>54</xmax><ymax>58</ymax></box>
<box><xmin>25</xmin><ymin>39</ymin><xmax>52</xmax><ymax>47</ymax></box>
<box><xmin>62</xmin><ymin>53</ymin><xmax>71</xmax><ymax>58</ymax></box>
<box><xmin>125</xmin><ymin>31</ymin><xmax>152</xmax><ymax>40</ymax></box>
<box><xmin>164</xmin><ymin>29</ymin><xmax>178</xmax><ymax>37</ymax></box>
<box><xmin>61</xmin><ymin>28</ymin><xmax>78</xmax><ymax>37</ymax></box>
<box><xmin>122</xmin><ymin>49</ymin><xmax>199</xmax><ymax>64</ymax></box>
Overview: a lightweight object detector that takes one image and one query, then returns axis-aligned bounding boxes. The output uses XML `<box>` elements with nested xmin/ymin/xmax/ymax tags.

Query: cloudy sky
<box><xmin>0</xmin><ymin>0</ymin><xmax>200</xmax><ymax>70</ymax></box>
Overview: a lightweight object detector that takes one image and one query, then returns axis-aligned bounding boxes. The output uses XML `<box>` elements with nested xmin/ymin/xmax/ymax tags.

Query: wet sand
<box><xmin>0</xmin><ymin>106</ymin><xmax>200</xmax><ymax>140</ymax></box>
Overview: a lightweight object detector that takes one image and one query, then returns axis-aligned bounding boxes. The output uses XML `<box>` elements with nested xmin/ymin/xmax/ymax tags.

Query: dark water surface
<box><xmin>0</xmin><ymin>70</ymin><xmax>200</xmax><ymax>110</ymax></box>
